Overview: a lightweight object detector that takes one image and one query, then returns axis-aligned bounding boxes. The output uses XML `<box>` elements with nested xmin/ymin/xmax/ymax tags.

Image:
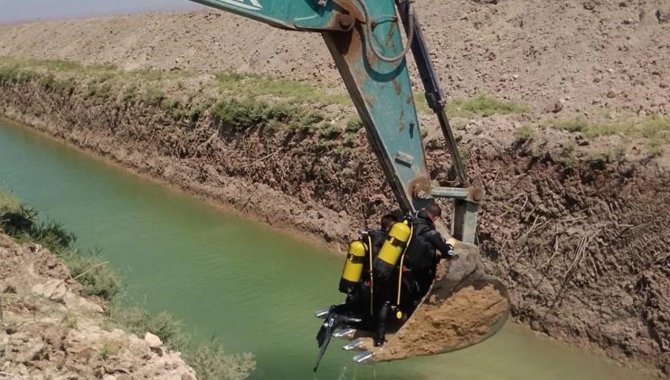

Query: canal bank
<box><xmin>1</xmin><ymin>58</ymin><xmax>669</xmax><ymax>376</ymax></box>
<box><xmin>0</xmin><ymin>230</ymin><xmax>203</xmax><ymax>380</ymax></box>
<box><xmin>0</xmin><ymin>115</ymin><xmax>659</xmax><ymax>379</ymax></box>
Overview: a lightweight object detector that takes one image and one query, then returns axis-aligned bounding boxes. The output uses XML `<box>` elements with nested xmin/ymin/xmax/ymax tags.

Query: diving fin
<box><xmin>313</xmin><ymin>311</ymin><xmax>337</xmax><ymax>372</ymax></box>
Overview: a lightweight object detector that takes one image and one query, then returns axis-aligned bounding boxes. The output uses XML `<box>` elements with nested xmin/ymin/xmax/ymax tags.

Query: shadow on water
<box><xmin>0</xmin><ymin>119</ymin><xmax>654</xmax><ymax>380</ymax></box>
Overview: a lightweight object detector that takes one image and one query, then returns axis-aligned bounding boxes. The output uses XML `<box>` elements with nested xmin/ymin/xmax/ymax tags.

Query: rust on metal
<box><xmin>410</xmin><ymin>177</ymin><xmax>432</xmax><ymax>199</ymax></box>
<box><xmin>467</xmin><ymin>187</ymin><xmax>485</xmax><ymax>203</ymax></box>
<box><xmin>335</xmin><ymin>14</ymin><xmax>355</xmax><ymax>30</ymax></box>
<box><xmin>392</xmin><ymin>79</ymin><xmax>402</xmax><ymax>95</ymax></box>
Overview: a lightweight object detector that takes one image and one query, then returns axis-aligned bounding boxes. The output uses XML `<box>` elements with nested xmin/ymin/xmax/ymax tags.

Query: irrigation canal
<box><xmin>0</xmin><ymin>118</ymin><xmax>653</xmax><ymax>379</ymax></box>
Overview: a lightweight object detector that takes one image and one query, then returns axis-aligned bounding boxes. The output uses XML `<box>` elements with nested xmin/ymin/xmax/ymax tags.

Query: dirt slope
<box><xmin>0</xmin><ymin>234</ymin><xmax>197</xmax><ymax>380</ymax></box>
<box><xmin>0</xmin><ymin>0</ymin><xmax>669</xmax><ymax>115</ymax></box>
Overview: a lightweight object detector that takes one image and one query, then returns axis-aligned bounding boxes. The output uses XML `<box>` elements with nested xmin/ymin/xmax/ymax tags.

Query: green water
<box><xmin>0</xmin><ymin>119</ymin><xmax>654</xmax><ymax>380</ymax></box>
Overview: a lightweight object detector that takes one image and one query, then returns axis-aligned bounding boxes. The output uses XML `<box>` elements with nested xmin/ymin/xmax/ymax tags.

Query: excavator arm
<box><xmin>190</xmin><ymin>0</ymin><xmax>474</xmax><ymax>226</ymax></box>
<box><xmin>187</xmin><ymin>0</ymin><xmax>510</xmax><ymax>366</ymax></box>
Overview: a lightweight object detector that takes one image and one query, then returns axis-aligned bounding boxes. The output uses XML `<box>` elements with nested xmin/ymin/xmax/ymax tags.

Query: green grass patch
<box><xmin>0</xmin><ymin>63</ymin><xmax>39</xmax><ymax>85</ymax></box>
<box><xmin>109</xmin><ymin>307</ymin><xmax>191</xmax><ymax>350</ymax></box>
<box><xmin>548</xmin><ymin>115</ymin><xmax>670</xmax><ymax>155</ymax></box>
<box><xmin>99</xmin><ymin>341</ymin><xmax>121</xmax><ymax>360</ymax></box>
<box><xmin>556</xmin><ymin>141</ymin><xmax>577</xmax><ymax>169</ymax></box>
<box><xmin>0</xmin><ymin>57</ymin><xmax>116</xmax><ymax>77</ymax></box>
<box><xmin>586</xmin><ymin>146</ymin><xmax>627</xmax><ymax>168</ymax></box>
<box><xmin>549</xmin><ymin>118</ymin><xmax>621</xmax><ymax>137</ymax></box>
<box><xmin>187</xmin><ymin>337</ymin><xmax>255</xmax><ymax>380</ymax></box>
<box><xmin>0</xmin><ymin>190</ymin><xmax>21</xmax><ymax>214</ymax></box>
<box><xmin>215</xmin><ymin>72</ymin><xmax>351</xmax><ymax>106</ymax></box>
<box><xmin>514</xmin><ymin>125</ymin><xmax>535</xmax><ymax>142</ymax></box>
<box><xmin>345</xmin><ymin>118</ymin><xmax>363</xmax><ymax>133</ymax></box>
<box><xmin>22</xmin><ymin>58</ymin><xmax>83</xmax><ymax>72</ymax></box>
<box><xmin>107</xmin><ymin>306</ymin><xmax>254</xmax><ymax>379</ymax></box>
<box><xmin>639</xmin><ymin>115</ymin><xmax>670</xmax><ymax>142</ymax></box>
<box><xmin>212</xmin><ymin>98</ymin><xmax>326</xmax><ymax>134</ymax></box>
<box><xmin>61</xmin><ymin>312</ymin><xmax>79</xmax><ymax>329</ymax></box>
<box><xmin>212</xmin><ymin>98</ymin><xmax>292</xmax><ymax>132</ymax></box>
<box><xmin>447</xmin><ymin>95</ymin><xmax>530</xmax><ymax>117</ymax></box>
<box><xmin>549</xmin><ymin>116</ymin><xmax>670</xmax><ymax>140</ymax></box>
<box><xmin>39</xmin><ymin>74</ymin><xmax>76</xmax><ymax>93</ymax></box>
<box><xmin>0</xmin><ymin>197</ymin><xmax>117</xmax><ymax>300</ymax></box>
<box><xmin>1</xmin><ymin>56</ymin><xmax>537</xmax><ymax>142</ymax></box>
<box><xmin>143</xmin><ymin>86</ymin><xmax>167</xmax><ymax>106</ymax></box>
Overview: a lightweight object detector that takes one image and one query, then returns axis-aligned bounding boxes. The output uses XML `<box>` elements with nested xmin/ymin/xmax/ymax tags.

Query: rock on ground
<box><xmin>0</xmin><ymin>234</ymin><xmax>197</xmax><ymax>380</ymax></box>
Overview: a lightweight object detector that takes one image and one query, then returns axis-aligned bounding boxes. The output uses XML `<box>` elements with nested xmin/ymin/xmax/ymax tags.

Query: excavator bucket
<box><xmin>361</xmin><ymin>242</ymin><xmax>510</xmax><ymax>362</ymax></box>
<box><xmin>316</xmin><ymin>242</ymin><xmax>510</xmax><ymax>365</ymax></box>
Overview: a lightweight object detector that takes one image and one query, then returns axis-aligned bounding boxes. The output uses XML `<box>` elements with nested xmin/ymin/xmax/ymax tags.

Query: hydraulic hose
<box><xmin>356</xmin><ymin>0</ymin><xmax>415</xmax><ymax>63</ymax></box>
<box><xmin>368</xmin><ymin>234</ymin><xmax>375</xmax><ymax>316</ymax></box>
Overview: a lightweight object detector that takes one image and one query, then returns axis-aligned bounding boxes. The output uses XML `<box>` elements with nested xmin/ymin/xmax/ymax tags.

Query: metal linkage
<box><xmin>396</xmin><ymin>0</ymin><xmax>483</xmax><ymax>243</ymax></box>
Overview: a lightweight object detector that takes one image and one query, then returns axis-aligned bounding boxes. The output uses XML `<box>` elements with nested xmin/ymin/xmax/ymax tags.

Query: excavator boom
<box><xmin>191</xmin><ymin>0</ymin><xmax>438</xmax><ymax>215</ymax></box>
<box><xmin>186</xmin><ymin>0</ymin><xmax>510</xmax><ymax>366</ymax></box>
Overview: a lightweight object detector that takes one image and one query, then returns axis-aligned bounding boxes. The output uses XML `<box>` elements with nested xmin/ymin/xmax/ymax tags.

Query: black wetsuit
<box><xmin>402</xmin><ymin>210</ymin><xmax>453</xmax><ymax>311</ymax></box>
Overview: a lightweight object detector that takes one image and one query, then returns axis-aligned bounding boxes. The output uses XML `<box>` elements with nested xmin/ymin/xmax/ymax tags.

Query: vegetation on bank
<box><xmin>546</xmin><ymin>116</ymin><xmax>670</xmax><ymax>157</ymax></box>
<box><xmin>0</xmin><ymin>190</ymin><xmax>255</xmax><ymax>380</ymax></box>
<box><xmin>0</xmin><ymin>56</ymin><xmax>666</xmax><ymax>158</ymax></box>
<box><xmin>0</xmin><ymin>57</ymin><xmax>530</xmax><ymax>125</ymax></box>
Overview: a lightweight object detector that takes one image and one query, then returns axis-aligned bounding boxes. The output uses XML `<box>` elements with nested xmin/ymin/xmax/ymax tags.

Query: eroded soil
<box><xmin>0</xmin><ymin>234</ymin><xmax>197</xmax><ymax>380</ymax></box>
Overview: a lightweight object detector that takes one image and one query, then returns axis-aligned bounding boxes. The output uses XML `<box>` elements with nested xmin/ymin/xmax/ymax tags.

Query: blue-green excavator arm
<box><xmin>189</xmin><ymin>0</ymin><xmax>477</xmax><ymax>224</ymax></box>
<box><xmin>186</xmin><ymin>0</ymin><xmax>509</xmax><ymax>365</ymax></box>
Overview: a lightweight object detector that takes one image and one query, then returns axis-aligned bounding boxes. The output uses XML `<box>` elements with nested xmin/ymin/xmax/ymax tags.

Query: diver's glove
<box><xmin>444</xmin><ymin>243</ymin><xmax>455</xmax><ymax>258</ymax></box>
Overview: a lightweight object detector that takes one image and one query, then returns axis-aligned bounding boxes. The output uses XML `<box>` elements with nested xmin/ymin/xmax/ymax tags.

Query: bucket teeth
<box><xmin>352</xmin><ymin>351</ymin><xmax>374</xmax><ymax>363</ymax></box>
<box><xmin>342</xmin><ymin>338</ymin><xmax>366</xmax><ymax>351</ymax></box>
<box><xmin>332</xmin><ymin>328</ymin><xmax>356</xmax><ymax>339</ymax></box>
<box><xmin>314</xmin><ymin>308</ymin><xmax>330</xmax><ymax>319</ymax></box>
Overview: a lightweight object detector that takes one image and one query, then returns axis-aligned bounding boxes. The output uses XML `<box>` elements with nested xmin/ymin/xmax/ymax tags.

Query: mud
<box><xmin>373</xmin><ymin>284</ymin><xmax>509</xmax><ymax>362</ymax></box>
<box><xmin>472</xmin><ymin>139</ymin><xmax>670</xmax><ymax>375</ymax></box>
<box><xmin>368</xmin><ymin>243</ymin><xmax>510</xmax><ymax>362</ymax></box>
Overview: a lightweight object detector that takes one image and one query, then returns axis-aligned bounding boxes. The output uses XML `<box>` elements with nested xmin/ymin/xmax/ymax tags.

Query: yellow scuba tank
<box><xmin>339</xmin><ymin>240</ymin><xmax>367</xmax><ymax>293</ymax></box>
<box><xmin>373</xmin><ymin>220</ymin><xmax>412</xmax><ymax>277</ymax></box>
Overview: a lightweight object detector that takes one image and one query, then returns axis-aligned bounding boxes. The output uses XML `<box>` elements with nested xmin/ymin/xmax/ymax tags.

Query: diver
<box><xmin>356</xmin><ymin>204</ymin><xmax>457</xmax><ymax>346</ymax></box>
<box><xmin>336</xmin><ymin>206</ymin><xmax>454</xmax><ymax>347</ymax></box>
<box><xmin>364</xmin><ymin>213</ymin><xmax>398</xmax><ymax>277</ymax></box>
<box><xmin>349</xmin><ymin>214</ymin><xmax>399</xmax><ymax>326</ymax></box>
<box><xmin>334</xmin><ymin>213</ymin><xmax>399</xmax><ymax>328</ymax></box>
<box><xmin>368</xmin><ymin>214</ymin><xmax>399</xmax><ymax>255</ymax></box>
<box><xmin>401</xmin><ymin>202</ymin><xmax>454</xmax><ymax>312</ymax></box>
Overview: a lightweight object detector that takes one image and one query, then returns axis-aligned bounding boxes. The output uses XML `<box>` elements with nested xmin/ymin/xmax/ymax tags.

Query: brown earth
<box><xmin>0</xmin><ymin>1</ymin><xmax>669</xmax><ymax>377</ymax></box>
<box><xmin>0</xmin><ymin>233</ymin><xmax>197</xmax><ymax>380</ymax></box>
<box><xmin>0</xmin><ymin>1</ymin><xmax>668</xmax><ymax>116</ymax></box>
<box><xmin>353</xmin><ymin>245</ymin><xmax>511</xmax><ymax>362</ymax></box>
<box><xmin>372</xmin><ymin>282</ymin><xmax>510</xmax><ymax>362</ymax></box>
